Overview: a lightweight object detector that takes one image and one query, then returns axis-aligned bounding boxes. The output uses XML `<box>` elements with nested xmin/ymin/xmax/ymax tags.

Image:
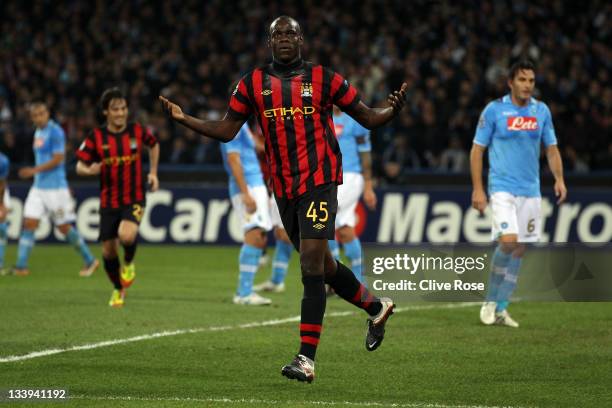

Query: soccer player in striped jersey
<box><xmin>221</xmin><ymin>121</ymin><xmax>273</xmax><ymax>306</ymax></box>
<box><xmin>76</xmin><ymin>88</ymin><xmax>160</xmax><ymax>307</ymax></box>
<box><xmin>160</xmin><ymin>16</ymin><xmax>407</xmax><ymax>383</ymax></box>
<box><xmin>0</xmin><ymin>152</ymin><xmax>10</xmax><ymax>275</ymax></box>
<box><xmin>13</xmin><ymin>102</ymin><xmax>98</xmax><ymax>278</ymax></box>
<box><xmin>471</xmin><ymin>60</ymin><xmax>567</xmax><ymax>327</ymax></box>
<box><xmin>327</xmin><ymin>105</ymin><xmax>377</xmax><ymax>284</ymax></box>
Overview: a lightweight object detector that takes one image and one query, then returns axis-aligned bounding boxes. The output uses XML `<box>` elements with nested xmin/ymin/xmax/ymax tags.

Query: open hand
<box><xmin>471</xmin><ymin>189</ymin><xmax>488</xmax><ymax>216</ymax></box>
<box><xmin>554</xmin><ymin>179</ymin><xmax>567</xmax><ymax>204</ymax></box>
<box><xmin>148</xmin><ymin>173</ymin><xmax>159</xmax><ymax>192</ymax></box>
<box><xmin>387</xmin><ymin>83</ymin><xmax>408</xmax><ymax>113</ymax></box>
<box><xmin>243</xmin><ymin>193</ymin><xmax>257</xmax><ymax>214</ymax></box>
<box><xmin>159</xmin><ymin>96</ymin><xmax>185</xmax><ymax>121</ymax></box>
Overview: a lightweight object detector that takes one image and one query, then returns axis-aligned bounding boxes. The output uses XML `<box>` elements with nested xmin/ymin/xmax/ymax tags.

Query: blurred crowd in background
<box><xmin>1</xmin><ymin>0</ymin><xmax>610</xmax><ymax>184</ymax></box>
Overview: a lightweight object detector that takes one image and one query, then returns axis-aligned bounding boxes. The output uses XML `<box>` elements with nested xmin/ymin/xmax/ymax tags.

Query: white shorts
<box><xmin>230</xmin><ymin>185</ymin><xmax>272</xmax><ymax>232</ymax></box>
<box><xmin>23</xmin><ymin>187</ymin><xmax>76</xmax><ymax>225</ymax></box>
<box><xmin>336</xmin><ymin>172</ymin><xmax>364</xmax><ymax>229</ymax></box>
<box><xmin>269</xmin><ymin>194</ymin><xmax>283</xmax><ymax>229</ymax></box>
<box><xmin>490</xmin><ymin>192</ymin><xmax>541</xmax><ymax>243</ymax></box>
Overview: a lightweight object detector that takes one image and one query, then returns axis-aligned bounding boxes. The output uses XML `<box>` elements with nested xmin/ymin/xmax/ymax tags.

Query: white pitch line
<box><xmin>0</xmin><ymin>302</ymin><xmax>479</xmax><ymax>363</ymax></box>
<box><xmin>71</xmin><ymin>394</ymin><xmax>527</xmax><ymax>408</ymax></box>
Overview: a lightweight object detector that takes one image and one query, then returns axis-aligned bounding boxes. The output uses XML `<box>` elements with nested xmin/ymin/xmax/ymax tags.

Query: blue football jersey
<box><xmin>221</xmin><ymin>123</ymin><xmax>265</xmax><ymax>197</ymax></box>
<box><xmin>33</xmin><ymin>120</ymin><xmax>68</xmax><ymax>189</ymax></box>
<box><xmin>474</xmin><ymin>95</ymin><xmax>557</xmax><ymax>197</ymax></box>
<box><xmin>333</xmin><ymin>112</ymin><xmax>371</xmax><ymax>173</ymax></box>
<box><xmin>0</xmin><ymin>153</ymin><xmax>9</xmax><ymax>179</ymax></box>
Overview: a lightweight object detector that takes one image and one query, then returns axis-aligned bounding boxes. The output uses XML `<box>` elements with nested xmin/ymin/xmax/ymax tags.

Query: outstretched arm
<box><xmin>159</xmin><ymin>96</ymin><xmax>244</xmax><ymax>143</ymax></box>
<box><xmin>344</xmin><ymin>83</ymin><xmax>408</xmax><ymax>130</ymax></box>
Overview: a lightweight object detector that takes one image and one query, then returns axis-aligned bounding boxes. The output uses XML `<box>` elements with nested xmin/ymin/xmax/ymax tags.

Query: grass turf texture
<box><xmin>1</xmin><ymin>245</ymin><xmax>611</xmax><ymax>408</ymax></box>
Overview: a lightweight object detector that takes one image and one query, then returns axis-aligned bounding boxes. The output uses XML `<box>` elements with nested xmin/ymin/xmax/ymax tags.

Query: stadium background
<box><xmin>1</xmin><ymin>0</ymin><xmax>610</xmax><ymax>244</ymax></box>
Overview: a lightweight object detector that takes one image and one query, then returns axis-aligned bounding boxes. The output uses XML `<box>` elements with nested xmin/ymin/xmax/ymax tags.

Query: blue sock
<box><xmin>496</xmin><ymin>257</ymin><xmax>522</xmax><ymax>312</ymax></box>
<box><xmin>16</xmin><ymin>230</ymin><xmax>35</xmax><ymax>269</ymax></box>
<box><xmin>271</xmin><ymin>240</ymin><xmax>292</xmax><ymax>284</ymax></box>
<box><xmin>237</xmin><ymin>244</ymin><xmax>263</xmax><ymax>297</ymax></box>
<box><xmin>328</xmin><ymin>239</ymin><xmax>340</xmax><ymax>260</ymax></box>
<box><xmin>66</xmin><ymin>227</ymin><xmax>95</xmax><ymax>266</ymax></box>
<box><xmin>485</xmin><ymin>245</ymin><xmax>512</xmax><ymax>301</ymax></box>
<box><xmin>343</xmin><ymin>238</ymin><xmax>363</xmax><ymax>283</ymax></box>
<box><xmin>0</xmin><ymin>222</ymin><xmax>7</xmax><ymax>268</ymax></box>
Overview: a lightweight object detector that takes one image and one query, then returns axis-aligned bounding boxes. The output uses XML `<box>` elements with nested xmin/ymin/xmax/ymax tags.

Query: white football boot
<box><xmin>253</xmin><ymin>280</ymin><xmax>286</xmax><ymax>293</ymax></box>
<box><xmin>495</xmin><ymin>309</ymin><xmax>519</xmax><ymax>328</ymax></box>
<box><xmin>232</xmin><ymin>292</ymin><xmax>272</xmax><ymax>306</ymax></box>
<box><xmin>480</xmin><ymin>301</ymin><xmax>497</xmax><ymax>325</ymax></box>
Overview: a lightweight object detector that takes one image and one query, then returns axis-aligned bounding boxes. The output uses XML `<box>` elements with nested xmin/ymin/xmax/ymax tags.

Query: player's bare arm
<box><xmin>357</xmin><ymin>138</ymin><xmax>376</xmax><ymax>210</ymax></box>
<box><xmin>0</xmin><ymin>179</ymin><xmax>6</xmax><ymax>219</ymax></box>
<box><xmin>147</xmin><ymin>143</ymin><xmax>160</xmax><ymax>192</ymax></box>
<box><xmin>158</xmin><ymin>96</ymin><xmax>244</xmax><ymax>143</ymax></box>
<box><xmin>18</xmin><ymin>153</ymin><xmax>64</xmax><ymax>179</ymax></box>
<box><xmin>345</xmin><ymin>83</ymin><xmax>408</xmax><ymax>129</ymax></box>
<box><xmin>546</xmin><ymin>145</ymin><xmax>567</xmax><ymax>204</ymax></box>
<box><xmin>227</xmin><ymin>152</ymin><xmax>257</xmax><ymax>214</ymax></box>
<box><xmin>470</xmin><ymin>143</ymin><xmax>488</xmax><ymax>215</ymax></box>
<box><xmin>76</xmin><ymin>161</ymin><xmax>101</xmax><ymax>177</ymax></box>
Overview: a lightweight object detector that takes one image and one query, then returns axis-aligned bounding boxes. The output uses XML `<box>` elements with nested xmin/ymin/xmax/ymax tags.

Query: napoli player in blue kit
<box><xmin>0</xmin><ymin>153</ymin><xmax>10</xmax><ymax>274</ymax></box>
<box><xmin>328</xmin><ymin>105</ymin><xmax>377</xmax><ymax>284</ymax></box>
<box><xmin>221</xmin><ymin>121</ymin><xmax>273</xmax><ymax>305</ymax></box>
<box><xmin>12</xmin><ymin>102</ymin><xmax>98</xmax><ymax>277</ymax></box>
<box><xmin>471</xmin><ymin>60</ymin><xmax>567</xmax><ymax>327</ymax></box>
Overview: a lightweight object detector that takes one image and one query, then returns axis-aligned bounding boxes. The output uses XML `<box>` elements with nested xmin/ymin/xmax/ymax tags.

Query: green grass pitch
<box><xmin>1</xmin><ymin>245</ymin><xmax>611</xmax><ymax>408</ymax></box>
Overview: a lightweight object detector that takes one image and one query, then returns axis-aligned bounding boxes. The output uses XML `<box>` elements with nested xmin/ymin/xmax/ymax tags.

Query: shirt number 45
<box><xmin>306</xmin><ymin>201</ymin><xmax>328</xmax><ymax>223</ymax></box>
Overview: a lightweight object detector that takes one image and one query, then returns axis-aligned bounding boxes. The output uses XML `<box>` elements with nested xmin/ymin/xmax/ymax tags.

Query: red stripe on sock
<box><xmin>300</xmin><ymin>336</ymin><xmax>320</xmax><ymax>346</ymax></box>
<box><xmin>362</xmin><ymin>292</ymin><xmax>374</xmax><ymax>309</ymax></box>
<box><xmin>351</xmin><ymin>285</ymin><xmax>365</xmax><ymax>304</ymax></box>
<box><xmin>300</xmin><ymin>323</ymin><xmax>322</xmax><ymax>333</ymax></box>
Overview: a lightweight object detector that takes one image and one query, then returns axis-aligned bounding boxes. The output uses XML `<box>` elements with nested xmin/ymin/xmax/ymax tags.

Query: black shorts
<box><xmin>275</xmin><ymin>183</ymin><xmax>338</xmax><ymax>251</ymax></box>
<box><xmin>99</xmin><ymin>202</ymin><xmax>145</xmax><ymax>242</ymax></box>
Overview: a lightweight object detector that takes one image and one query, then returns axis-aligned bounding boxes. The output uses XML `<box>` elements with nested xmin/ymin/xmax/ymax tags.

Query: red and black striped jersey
<box><xmin>227</xmin><ymin>60</ymin><xmax>360</xmax><ymax>199</ymax></box>
<box><xmin>75</xmin><ymin>122</ymin><xmax>158</xmax><ymax>209</ymax></box>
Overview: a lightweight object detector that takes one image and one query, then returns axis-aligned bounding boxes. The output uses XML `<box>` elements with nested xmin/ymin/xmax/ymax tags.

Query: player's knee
<box><xmin>323</xmin><ymin>251</ymin><xmax>338</xmax><ymax>279</ymax></box>
<box><xmin>336</xmin><ymin>226</ymin><xmax>354</xmax><ymax>243</ymax></box>
<box><xmin>275</xmin><ymin>227</ymin><xmax>290</xmax><ymax>243</ymax></box>
<box><xmin>118</xmin><ymin>231</ymin><xmax>137</xmax><ymax>246</ymax></box>
<box><xmin>512</xmin><ymin>244</ymin><xmax>527</xmax><ymax>258</ymax></box>
<box><xmin>300</xmin><ymin>247</ymin><xmax>324</xmax><ymax>277</ymax></box>
<box><xmin>498</xmin><ymin>236</ymin><xmax>519</xmax><ymax>253</ymax></box>
<box><xmin>245</xmin><ymin>228</ymin><xmax>266</xmax><ymax>249</ymax></box>
<box><xmin>57</xmin><ymin>223</ymin><xmax>72</xmax><ymax>236</ymax></box>
<box><xmin>102</xmin><ymin>243</ymin><xmax>118</xmax><ymax>259</ymax></box>
<box><xmin>23</xmin><ymin>218</ymin><xmax>39</xmax><ymax>231</ymax></box>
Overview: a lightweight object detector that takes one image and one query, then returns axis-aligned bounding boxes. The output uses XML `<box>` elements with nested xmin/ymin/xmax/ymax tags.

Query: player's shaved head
<box><xmin>268</xmin><ymin>16</ymin><xmax>303</xmax><ymax>64</ymax></box>
<box><xmin>269</xmin><ymin>16</ymin><xmax>301</xmax><ymax>36</ymax></box>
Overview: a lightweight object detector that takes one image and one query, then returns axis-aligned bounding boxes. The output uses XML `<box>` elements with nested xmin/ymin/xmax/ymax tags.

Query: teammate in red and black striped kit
<box><xmin>76</xmin><ymin>88</ymin><xmax>160</xmax><ymax>307</ymax></box>
<box><xmin>160</xmin><ymin>16</ymin><xmax>407</xmax><ymax>383</ymax></box>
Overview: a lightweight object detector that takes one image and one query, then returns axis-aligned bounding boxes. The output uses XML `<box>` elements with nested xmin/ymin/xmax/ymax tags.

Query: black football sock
<box><xmin>103</xmin><ymin>256</ymin><xmax>122</xmax><ymax>290</ymax></box>
<box><xmin>122</xmin><ymin>242</ymin><xmax>137</xmax><ymax>264</ymax></box>
<box><xmin>298</xmin><ymin>275</ymin><xmax>326</xmax><ymax>361</ymax></box>
<box><xmin>327</xmin><ymin>261</ymin><xmax>382</xmax><ymax>316</ymax></box>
